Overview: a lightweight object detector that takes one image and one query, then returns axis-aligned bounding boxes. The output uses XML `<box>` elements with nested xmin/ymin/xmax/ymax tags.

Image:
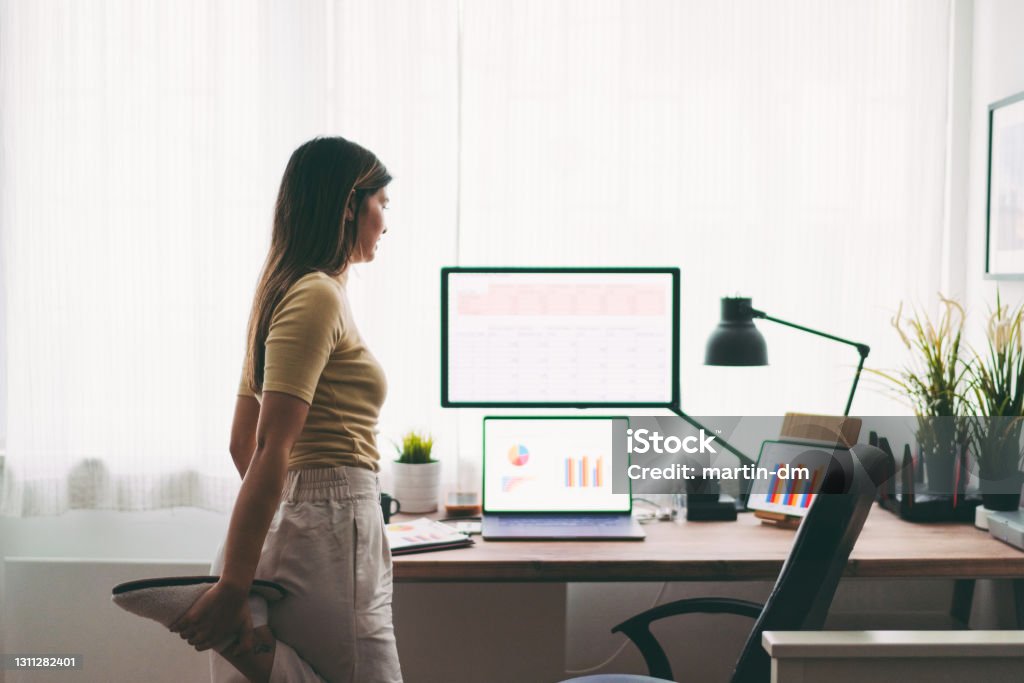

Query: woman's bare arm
<box><xmin>228</xmin><ymin>395</ymin><xmax>261</xmax><ymax>478</ymax></box>
<box><xmin>220</xmin><ymin>390</ymin><xmax>309</xmax><ymax>588</ymax></box>
<box><xmin>172</xmin><ymin>390</ymin><xmax>309</xmax><ymax>651</ymax></box>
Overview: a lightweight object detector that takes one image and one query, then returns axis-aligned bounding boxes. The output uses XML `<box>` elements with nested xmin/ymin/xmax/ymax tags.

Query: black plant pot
<box><xmin>977</xmin><ymin>420</ymin><xmax>1023</xmax><ymax>511</ymax></box>
<box><xmin>980</xmin><ymin>471</ymin><xmax>1024</xmax><ymax>511</ymax></box>
<box><xmin>981</xmin><ymin>491</ymin><xmax>1021</xmax><ymax>512</ymax></box>
<box><xmin>922</xmin><ymin>444</ymin><xmax>958</xmax><ymax>493</ymax></box>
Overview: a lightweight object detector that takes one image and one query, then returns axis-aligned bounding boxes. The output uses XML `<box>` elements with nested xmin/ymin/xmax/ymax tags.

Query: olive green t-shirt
<box><xmin>238</xmin><ymin>271</ymin><xmax>387</xmax><ymax>471</ymax></box>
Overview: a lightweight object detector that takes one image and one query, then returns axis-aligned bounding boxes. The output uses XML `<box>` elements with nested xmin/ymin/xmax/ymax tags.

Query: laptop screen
<box><xmin>483</xmin><ymin>417</ymin><xmax>631</xmax><ymax>513</ymax></box>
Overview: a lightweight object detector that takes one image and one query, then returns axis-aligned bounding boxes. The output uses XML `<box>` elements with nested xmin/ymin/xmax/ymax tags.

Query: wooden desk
<box><xmin>390</xmin><ymin>506</ymin><xmax>1024</xmax><ymax>681</ymax></box>
<box><xmin>393</xmin><ymin>505</ymin><xmax>1024</xmax><ymax>583</ymax></box>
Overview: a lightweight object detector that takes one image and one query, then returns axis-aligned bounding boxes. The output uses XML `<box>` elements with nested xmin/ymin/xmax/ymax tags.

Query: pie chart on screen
<box><xmin>507</xmin><ymin>444</ymin><xmax>530</xmax><ymax>466</ymax></box>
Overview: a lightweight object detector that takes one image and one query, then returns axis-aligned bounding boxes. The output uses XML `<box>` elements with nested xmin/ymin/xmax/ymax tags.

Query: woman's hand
<box><xmin>170</xmin><ymin>581</ymin><xmax>253</xmax><ymax>653</ymax></box>
<box><xmin>176</xmin><ymin>391</ymin><xmax>306</xmax><ymax>654</ymax></box>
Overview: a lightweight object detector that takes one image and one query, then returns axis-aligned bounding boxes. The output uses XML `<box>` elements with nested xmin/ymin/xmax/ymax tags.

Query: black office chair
<box><xmin>559</xmin><ymin>443</ymin><xmax>894</xmax><ymax>683</ymax></box>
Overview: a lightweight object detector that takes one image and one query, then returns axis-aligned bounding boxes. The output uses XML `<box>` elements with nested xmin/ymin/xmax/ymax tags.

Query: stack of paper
<box><xmin>386</xmin><ymin>518</ymin><xmax>474</xmax><ymax>555</ymax></box>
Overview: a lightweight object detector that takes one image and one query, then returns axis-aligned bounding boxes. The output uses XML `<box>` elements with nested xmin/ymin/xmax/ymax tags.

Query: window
<box><xmin>0</xmin><ymin>0</ymin><xmax>953</xmax><ymax>514</ymax></box>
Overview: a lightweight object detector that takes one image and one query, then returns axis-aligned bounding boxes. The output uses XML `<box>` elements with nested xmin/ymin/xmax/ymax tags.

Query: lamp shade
<box><xmin>704</xmin><ymin>297</ymin><xmax>768</xmax><ymax>366</ymax></box>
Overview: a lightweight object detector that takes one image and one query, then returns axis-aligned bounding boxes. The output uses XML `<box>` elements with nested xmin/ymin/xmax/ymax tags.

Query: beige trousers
<box><xmin>210</xmin><ymin>466</ymin><xmax>403</xmax><ymax>683</ymax></box>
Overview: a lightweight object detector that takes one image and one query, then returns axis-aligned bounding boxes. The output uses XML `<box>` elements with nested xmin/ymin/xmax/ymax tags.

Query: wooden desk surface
<box><xmin>392</xmin><ymin>505</ymin><xmax>1024</xmax><ymax>583</ymax></box>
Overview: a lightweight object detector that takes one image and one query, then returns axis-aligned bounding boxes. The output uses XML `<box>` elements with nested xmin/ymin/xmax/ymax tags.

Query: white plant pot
<box><xmin>976</xmin><ymin>506</ymin><xmax>993</xmax><ymax>530</ymax></box>
<box><xmin>392</xmin><ymin>460</ymin><xmax>441</xmax><ymax>513</ymax></box>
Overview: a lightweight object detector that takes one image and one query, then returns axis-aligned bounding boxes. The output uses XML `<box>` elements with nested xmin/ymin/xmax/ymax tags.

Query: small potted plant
<box><xmin>966</xmin><ymin>294</ymin><xmax>1024</xmax><ymax>513</ymax></box>
<box><xmin>392</xmin><ymin>430</ymin><xmax>441</xmax><ymax>513</ymax></box>
<box><xmin>877</xmin><ymin>296</ymin><xmax>970</xmax><ymax>493</ymax></box>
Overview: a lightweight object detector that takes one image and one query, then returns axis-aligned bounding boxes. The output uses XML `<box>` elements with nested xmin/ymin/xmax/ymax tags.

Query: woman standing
<box><xmin>171</xmin><ymin>137</ymin><xmax>402</xmax><ymax>682</ymax></box>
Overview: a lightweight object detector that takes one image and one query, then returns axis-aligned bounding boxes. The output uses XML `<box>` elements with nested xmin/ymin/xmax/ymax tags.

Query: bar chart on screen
<box><xmin>765</xmin><ymin>464</ymin><xmax>823</xmax><ymax>509</ymax></box>
<box><xmin>565</xmin><ymin>456</ymin><xmax>605</xmax><ymax>488</ymax></box>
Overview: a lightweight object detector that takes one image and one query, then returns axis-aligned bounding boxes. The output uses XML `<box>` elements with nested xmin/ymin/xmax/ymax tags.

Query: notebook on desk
<box><xmin>481</xmin><ymin>416</ymin><xmax>645</xmax><ymax>541</ymax></box>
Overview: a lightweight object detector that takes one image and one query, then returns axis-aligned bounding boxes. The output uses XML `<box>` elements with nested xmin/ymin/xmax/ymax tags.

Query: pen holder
<box><xmin>685</xmin><ymin>475</ymin><xmax>720</xmax><ymax>503</ymax></box>
<box><xmin>684</xmin><ymin>476</ymin><xmax>737</xmax><ymax>521</ymax></box>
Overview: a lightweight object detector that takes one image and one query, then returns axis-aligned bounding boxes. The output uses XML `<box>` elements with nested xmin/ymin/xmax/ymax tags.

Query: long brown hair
<box><xmin>244</xmin><ymin>137</ymin><xmax>391</xmax><ymax>393</ymax></box>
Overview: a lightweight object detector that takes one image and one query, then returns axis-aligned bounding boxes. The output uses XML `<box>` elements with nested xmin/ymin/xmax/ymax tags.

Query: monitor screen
<box><xmin>482</xmin><ymin>417</ymin><xmax>631</xmax><ymax>513</ymax></box>
<box><xmin>441</xmin><ymin>267</ymin><xmax>679</xmax><ymax>407</ymax></box>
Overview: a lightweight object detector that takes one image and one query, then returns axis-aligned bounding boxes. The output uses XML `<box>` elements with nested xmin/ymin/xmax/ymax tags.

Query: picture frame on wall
<box><xmin>985</xmin><ymin>91</ymin><xmax>1024</xmax><ymax>279</ymax></box>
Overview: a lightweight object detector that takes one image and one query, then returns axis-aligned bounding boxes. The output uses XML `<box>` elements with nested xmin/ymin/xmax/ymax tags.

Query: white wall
<box><xmin>4</xmin><ymin>559</ymin><xmax>214</xmax><ymax>683</ymax></box>
<box><xmin>965</xmin><ymin>0</ymin><xmax>1024</xmax><ymax>326</ymax></box>
<box><xmin>0</xmin><ymin>509</ymin><xmax>228</xmax><ymax>683</ymax></box>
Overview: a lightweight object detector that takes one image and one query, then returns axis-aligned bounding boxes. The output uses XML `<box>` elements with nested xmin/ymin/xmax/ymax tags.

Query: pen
<box><xmin>902</xmin><ymin>444</ymin><xmax>915</xmax><ymax>509</ymax></box>
<box><xmin>878</xmin><ymin>437</ymin><xmax>895</xmax><ymax>502</ymax></box>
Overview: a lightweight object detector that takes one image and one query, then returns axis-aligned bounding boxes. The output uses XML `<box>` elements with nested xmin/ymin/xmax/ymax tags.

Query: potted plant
<box><xmin>878</xmin><ymin>296</ymin><xmax>969</xmax><ymax>493</ymax></box>
<box><xmin>392</xmin><ymin>430</ymin><xmax>441</xmax><ymax>513</ymax></box>
<box><xmin>966</xmin><ymin>294</ymin><xmax>1024</xmax><ymax>512</ymax></box>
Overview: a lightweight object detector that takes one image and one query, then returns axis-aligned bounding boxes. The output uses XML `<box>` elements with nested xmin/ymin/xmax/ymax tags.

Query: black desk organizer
<box><xmin>870</xmin><ymin>432</ymin><xmax>981</xmax><ymax>523</ymax></box>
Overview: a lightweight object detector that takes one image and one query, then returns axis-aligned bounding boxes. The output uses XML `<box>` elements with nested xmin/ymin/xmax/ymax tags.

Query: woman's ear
<box><xmin>343</xmin><ymin>189</ymin><xmax>357</xmax><ymax>223</ymax></box>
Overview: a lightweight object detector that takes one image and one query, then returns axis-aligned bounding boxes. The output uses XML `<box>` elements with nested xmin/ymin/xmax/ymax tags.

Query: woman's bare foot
<box><xmin>218</xmin><ymin>625</ymin><xmax>277</xmax><ymax>683</ymax></box>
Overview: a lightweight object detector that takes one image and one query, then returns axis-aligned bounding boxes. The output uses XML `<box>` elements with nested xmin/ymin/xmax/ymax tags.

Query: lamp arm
<box><xmin>751</xmin><ymin>309</ymin><xmax>870</xmax><ymax>356</ymax></box>
<box><xmin>748</xmin><ymin>307</ymin><xmax>870</xmax><ymax>416</ymax></box>
<box><xmin>844</xmin><ymin>352</ymin><xmax>868</xmax><ymax>417</ymax></box>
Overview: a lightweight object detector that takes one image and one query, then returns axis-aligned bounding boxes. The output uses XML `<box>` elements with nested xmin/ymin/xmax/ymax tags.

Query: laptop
<box><xmin>481</xmin><ymin>416</ymin><xmax>645</xmax><ymax>541</ymax></box>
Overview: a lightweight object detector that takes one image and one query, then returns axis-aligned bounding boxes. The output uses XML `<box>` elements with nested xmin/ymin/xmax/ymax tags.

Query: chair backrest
<box><xmin>730</xmin><ymin>443</ymin><xmax>894</xmax><ymax>683</ymax></box>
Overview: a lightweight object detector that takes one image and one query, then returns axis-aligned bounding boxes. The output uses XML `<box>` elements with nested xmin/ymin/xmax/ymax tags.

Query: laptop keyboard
<box><xmin>495</xmin><ymin>516</ymin><xmax>627</xmax><ymax>528</ymax></box>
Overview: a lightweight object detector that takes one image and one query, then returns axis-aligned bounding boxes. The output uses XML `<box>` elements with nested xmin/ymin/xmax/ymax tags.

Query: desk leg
<box><xmin>1015</xmin><ymin>580</ymin><xmax>1024</xmax><ymax>629</ymax></box>
<box><xmin>950</xmin><ymin>579</ymin><xmax>975</xmax><ymax>628</ymax></box>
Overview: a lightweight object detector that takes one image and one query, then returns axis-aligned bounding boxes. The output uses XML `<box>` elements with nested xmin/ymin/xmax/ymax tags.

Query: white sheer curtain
<box><xmin>458</xmin><ymin>0</ymin><xmax>953</xmax><ymax>418</ymax></box>
<box><xmin>2</xmin><ymin>0</ymin><xmax>952</xmax><ymax>515</ymax></box>
<box><xmin>0</xmin><ymin>0</ymin><xmax>458</xmax><ymax>514</ymax></box>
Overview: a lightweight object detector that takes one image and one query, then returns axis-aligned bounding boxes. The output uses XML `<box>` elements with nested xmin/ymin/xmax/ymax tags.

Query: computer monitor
<box><xmin>441</xmin><ymin>267</ymin><xmax>679</xmax><ymax>407</ymax></box>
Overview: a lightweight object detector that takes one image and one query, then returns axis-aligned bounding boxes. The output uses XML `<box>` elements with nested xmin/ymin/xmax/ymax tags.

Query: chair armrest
<box><xmin>612</xmin><ymin>597</ymin><xmax>763</xmax><ymax>681</ymax></box>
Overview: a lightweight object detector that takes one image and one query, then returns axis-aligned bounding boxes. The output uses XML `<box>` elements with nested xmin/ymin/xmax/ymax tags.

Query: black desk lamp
<box><xmin>705</xmin><ymin>297</ymin><xmax>871</xmax><ymax>416</ymax></box>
